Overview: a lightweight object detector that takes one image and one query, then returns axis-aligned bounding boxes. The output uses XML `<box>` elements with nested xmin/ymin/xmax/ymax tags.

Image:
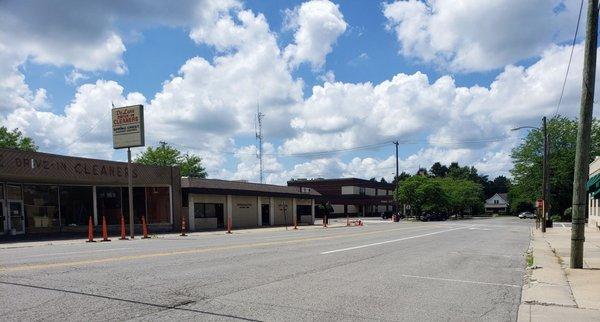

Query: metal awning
<box><xmin>587</xmin><ymin>173</ymin><xmax>600</xmax><ymax>199</ymax></box>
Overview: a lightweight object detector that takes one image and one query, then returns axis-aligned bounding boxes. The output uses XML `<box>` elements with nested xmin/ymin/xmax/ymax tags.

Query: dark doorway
<box><xmin>261</xmin><ymin>204</ymin><xmax>270</xmax><ymax>226</ymax></box>
<box><xmin>297</xmin><ymin>205</ymin><xmax>311</xmax><ymax>222</ymax></box>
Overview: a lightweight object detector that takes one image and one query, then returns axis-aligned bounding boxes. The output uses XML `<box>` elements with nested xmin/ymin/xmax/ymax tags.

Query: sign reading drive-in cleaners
<box><xmin>112</xmin><ymin>104</ymin><xmax>145</xmax><ymax>239</ymax></box>
<box><xmin>112</xmin><ymin>104</ymin><xmax>145</xmax><ymax>149</ymax></box>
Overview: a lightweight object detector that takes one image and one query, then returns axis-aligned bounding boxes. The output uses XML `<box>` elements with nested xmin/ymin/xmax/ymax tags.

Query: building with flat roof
<box><xmin>0</xmin><ymin>148</ymin><xmax>181</xmax><ymax>237</ymax></box>
<box><xmin>182</xmin><ymin>178</ymin><xmax>320</xmax><ymax>230</ymax></box>
<box><xmin>588</xmin><ymin>156</ymin><xmax>600</xmax><ymax>228</ymax></box>
<box><xmin>287</xmin><ymin>178</ymin><xmax>396</xmax><ymax>217</ymax></box>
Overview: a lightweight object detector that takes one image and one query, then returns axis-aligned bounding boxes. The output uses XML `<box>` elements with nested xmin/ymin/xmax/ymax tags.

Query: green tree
<box><xmin>395</xmin><ymin>175</ymin><xmax>426</xmax><ymax>215</ymax></box>
<box><xmin>179</xmin><ymin>154</ymin><xmax>207</xmax><ymax>178</ymax></box>
<box><xmin>439</xmin><ymin>178</ymin><xmax>484</xmax><ymax>217</ymax></box>
<box><xmin>395</xmin><ymin>175</ymin><xmax>484</xmax><ymax>218</ymax></box>
<box><xmin>417</xmin><ymin>179</ymin><xmax>448</xmax><ymax>213</ymax></box>
<box><xmin>483</xmin><ymin>175</ymin><xmax>511</xmax><ymax>198</ymax></box>
<box><xmin>430</xmin><ymin>162</ymin><xmax>448</xmax><ymax>177</ymax></box>
<box><xmin>509</xmin><ymin>116</ymin><xmax>600</xmax><ymax>215</ymax></box>
<box><xmin>0</xmin><ymin>127</ymin><xmax>37</xmax><ymax>151</ymax></box>
<box><xmin>392</xmin><ymin>171</ymin><xmax>411</xmax><ymax>186</ymax></box>
<box><xmin>394</xmin><ymin>176</ymin><xmax>448</xmax><ymax>216</ymax></box>
<box><xmin>135</xmin><ymin>142</ymin><xmax>207</xmax><ymax>178</ymax></box>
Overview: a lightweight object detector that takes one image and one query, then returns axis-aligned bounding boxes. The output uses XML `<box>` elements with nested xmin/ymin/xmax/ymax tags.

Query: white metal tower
<box><xmin>255</xmin><ymin>103</ymin><xmax>264</xmax><ymax>183</ymax></box>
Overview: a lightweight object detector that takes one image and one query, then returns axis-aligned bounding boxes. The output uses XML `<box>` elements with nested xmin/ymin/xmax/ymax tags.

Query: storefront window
<box><xmin>146</xmin><ymin>187</ymin><xmax>170</xmax><ymax>223</ymax></box>
<box><xmin>60</xmin><ymin>186</ymin><xmax>93</xmax><ymax>227</ymax></box>
<box><xmin>122</xmin><ymin>187</ymin><xmax>146</xmax><ymax>224</ymax></box>
<box><xmin>23</xmin><ymin>185</ymin><xmax>59</xmax><ymax>230</ymax></box>
<box><xmin>194</xmin><ymin>203</ymin><xmax>223</xmax><ymax>219</ymax></box>
<box><xmin>6</xmin><ymin>184</ymin><xmax>22</xmax><ymax>200</ymax></box>
<box><xmin>96</xmin><ymin>187</ymin><xmax>122</xmax><ymax>225</ymax></box>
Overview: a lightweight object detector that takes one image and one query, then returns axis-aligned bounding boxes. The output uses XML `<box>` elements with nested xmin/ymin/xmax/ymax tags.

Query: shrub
<box><xmin>562</xmin><ymin>207</ymin><xmax>572</xmax><ymax>222</ymax></box>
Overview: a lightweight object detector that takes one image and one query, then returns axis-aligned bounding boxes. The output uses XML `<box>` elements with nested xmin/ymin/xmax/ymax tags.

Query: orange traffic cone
<box><xmin>101</xmin><ymin>216</ymin><xmax>110</xmax><ymax>242</ymax></box>
<box><xmin>181</xmin><ymin>216</ymin><xmax>187</xmax><ymax>236</ymax></box>
<box><xmin>142</xmin><ymin>215</ymin><xmax>150</xmax><ymax>239</ymax></box>
<box><xmin>119</xmin><ymin>214</ymin><xmax>128</xmax><ymax>240</ymax></box>
<box><xmin>86</xmin><ymin>216</ymin><xmax>95</xmax><ymax>242</ymax></box>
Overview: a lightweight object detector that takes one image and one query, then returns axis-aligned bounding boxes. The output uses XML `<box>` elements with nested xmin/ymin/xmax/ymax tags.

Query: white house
<box><xmin>588</xmin><ymin>156</ymin><xmax>600</xmax><ymax>229</ymax></box>
<box><xmin>485</xmin><ymin>193</ymin><xmax>509</xmax><ymax>214</ymax></box>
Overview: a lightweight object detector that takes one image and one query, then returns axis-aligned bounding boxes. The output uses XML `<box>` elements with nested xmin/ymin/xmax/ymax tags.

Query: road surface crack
<box><xmin>0</xmin><ymin>280</ymin><xmax>261</xmax><ymax>321</ymax></box>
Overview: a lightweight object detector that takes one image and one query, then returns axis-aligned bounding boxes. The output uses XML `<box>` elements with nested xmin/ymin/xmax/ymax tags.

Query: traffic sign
<box><xmin>536</xmin><ymin>199</ymin><xmax>544</xmax><ymax>208</ymax></box>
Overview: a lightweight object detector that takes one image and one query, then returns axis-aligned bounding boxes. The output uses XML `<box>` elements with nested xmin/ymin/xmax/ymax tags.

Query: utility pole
<box><xmin>542</xmin><ymin>116</ymin><xmax>548</xmax><ymax>233</ymax></box>
<box><xmin>571</xmin><ymin>0</ymin><xmax>598</xmax><ymax>269</ymax></box>
<box><xmin>393</xmin><ymin>141</ymin><xmax>399</xmax><ymax>214</ymax></box>
<box><xmin>393</xmin><ymin>141</ymin><xmax>399</xmax><ymax>180</ymax></box>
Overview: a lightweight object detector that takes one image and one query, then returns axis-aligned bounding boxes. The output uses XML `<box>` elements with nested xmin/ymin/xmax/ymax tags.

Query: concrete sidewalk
<box><xmin>518</xmin><ymin>225</ymin><xmax>600</xmax><ymax>321</ymax></box>
<box><xmin>0</xmin><ymin>217</ymin><xmax>372</xmax><ymax>250</ymax></box>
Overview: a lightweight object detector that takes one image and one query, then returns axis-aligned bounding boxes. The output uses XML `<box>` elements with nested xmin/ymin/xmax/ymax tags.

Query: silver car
<box><xmin>518</xmin><ymin>212</ymin><xmax>536</xmax><ymax>219</ymax></box>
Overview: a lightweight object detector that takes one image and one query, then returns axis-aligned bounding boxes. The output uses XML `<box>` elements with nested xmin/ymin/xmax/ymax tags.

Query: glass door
<box><xmin>0</xmin><ymin>201</ymin><xmax>5</xmax><ymax>235</ymax></box>
<box><xmin>261</xmin><ymin>204</ymin><xmax>270</xmax><ymax>226</ymax></box>
<box><xmin>8</xmin><ymin>201</ymin><xmax>25</xmax><ymax>234</ymax></box>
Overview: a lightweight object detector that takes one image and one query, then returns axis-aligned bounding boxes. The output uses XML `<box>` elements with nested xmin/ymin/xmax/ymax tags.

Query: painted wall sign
<box><xmin>0</xmin><ymin>149</ymin><xmax>174</xmax><ymax>185</ymax></box>
<box><xmin>112</xmin><ymin>104</ymin><xmax>145</xmax><ymax>149</ymax></box>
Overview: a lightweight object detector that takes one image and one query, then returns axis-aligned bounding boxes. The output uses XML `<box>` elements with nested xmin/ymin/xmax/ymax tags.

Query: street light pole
<box><xmin>511</xmin><ymin>118</ymin><xmax>550</xmax><ymax>232</ymax></box>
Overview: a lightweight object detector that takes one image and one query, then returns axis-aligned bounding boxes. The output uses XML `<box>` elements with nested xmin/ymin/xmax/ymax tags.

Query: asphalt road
<box><xmin>0</xmin><ymin>217</ymin><xmax>532</xmax><ymax>321</ymax></box>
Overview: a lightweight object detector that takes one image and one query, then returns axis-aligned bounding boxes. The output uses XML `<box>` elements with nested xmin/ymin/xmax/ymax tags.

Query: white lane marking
<box><xmin>14</xmin><ymin>248</ymin><xmax>131</xmax><ymax>259</ymax></box>
<box><xmin>398</xmin><ymin>273</ymin><xmax>520</xmax><ymax>288</ymax></box>
<box><xmin>360</xmin><ymin>221</ymin><xmax>393</xmax><ymax>224</ymax></box>
<box><xmin>320</xmin><ymin>226</ymin><xmax>472</xmax><ymax>254</ymax></box>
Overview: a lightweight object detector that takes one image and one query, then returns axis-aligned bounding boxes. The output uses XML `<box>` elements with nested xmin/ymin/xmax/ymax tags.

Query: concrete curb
<box><xmin>0</xmin><ymin>220</ymin><xmax>374</xmax><ymax>249</ymax></box>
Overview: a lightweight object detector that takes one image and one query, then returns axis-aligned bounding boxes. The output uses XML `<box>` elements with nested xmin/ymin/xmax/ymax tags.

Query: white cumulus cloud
<box><xmin>283</xmin><ymin>0</ymin><xmax>347</xmax><ymax>69</ymax></box>
<box><xmin>383</xmin><ymin>0</ymin><xmax>581</xmax><ymax>72</ymax></box>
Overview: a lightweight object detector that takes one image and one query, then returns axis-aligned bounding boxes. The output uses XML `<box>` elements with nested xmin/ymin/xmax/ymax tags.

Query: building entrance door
<box><xmin>261</xmin><ymin>204</ymin><xmax>270</xmax><ymax>226</ymax></box>
<box><xmin>8</xmin><ymin>200</ymin><xmax>25</xmax><ymax>235</ymax></box>
<box><xmin>0</xmin><ymin>201</ymin><xmax>5</xmax><ymax>235</ymax></box>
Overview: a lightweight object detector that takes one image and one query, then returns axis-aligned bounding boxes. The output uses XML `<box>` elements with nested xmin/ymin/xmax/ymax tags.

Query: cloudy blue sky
<box><xmin>0</xmin><ymin>0</ymin><xmax>598</xmax><ymax>184</ymax></box>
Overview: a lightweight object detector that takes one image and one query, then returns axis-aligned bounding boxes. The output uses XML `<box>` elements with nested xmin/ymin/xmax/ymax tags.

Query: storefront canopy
<box><xmin>587</xmin><ymin>173</ymin><xmax>600</xmax><ymax>199</ymax></box>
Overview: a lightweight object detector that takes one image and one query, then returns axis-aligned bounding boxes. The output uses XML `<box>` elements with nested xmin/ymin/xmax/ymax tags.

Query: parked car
<box><xmin>419</xmin><ymin>212</ymin><xmax>449</xmax><ymax>221</ymax></box>
<box><xmin>518</xmin><ymin>212</ymin><xmax>536</xmax><ymax>219</ymax></box>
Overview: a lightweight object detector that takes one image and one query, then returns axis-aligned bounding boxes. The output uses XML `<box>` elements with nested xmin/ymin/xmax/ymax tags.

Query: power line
<box><xmin>167</xmin><ymin>136</ymin><xmax>509</xmax><ymax>159</ymax></box>
<box><xmin>267</xmin><ymin>141</ymin><xmax>391</xmax><ymax>157</ymax></box>
<box><xmin>64</xmin><ymin>107</ymin><xmax>112</xmax><ymax>149</ymax></box>
<box><xmin>554</xmin><ymin>0</ymin><xmax>584</xmax><ymax>117</ymax></box>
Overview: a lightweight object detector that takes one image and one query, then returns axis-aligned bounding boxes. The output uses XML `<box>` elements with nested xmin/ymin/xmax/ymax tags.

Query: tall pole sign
<box><xmin>112</xmin><ymin>104</ymin><xmax>145</xmax><ymax>239</ymax></box>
